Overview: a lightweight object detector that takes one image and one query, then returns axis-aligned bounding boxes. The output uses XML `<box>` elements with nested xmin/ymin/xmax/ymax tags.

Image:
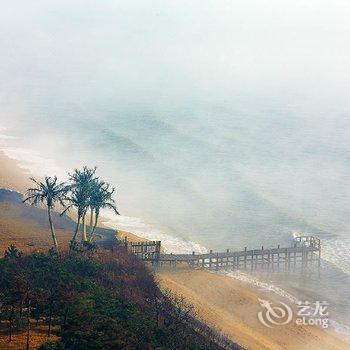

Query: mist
<box><xmin>1</xmin><ymin>0</ymin><xmax>350</xmax><ymax>106</ymax></box>
<box><xmin>1</xmin><ymin>0</ymin><xmax>350</xmax><ymax>252</ymax></box>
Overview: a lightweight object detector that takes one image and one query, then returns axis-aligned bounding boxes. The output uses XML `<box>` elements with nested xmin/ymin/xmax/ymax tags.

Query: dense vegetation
<box><xmin>0</xmin><ymin>244</ymin><xmax>238</xmax><ymax>350</ymax></box>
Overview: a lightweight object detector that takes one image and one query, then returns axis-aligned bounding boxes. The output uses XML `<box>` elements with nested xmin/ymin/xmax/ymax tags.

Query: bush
<box><xmin>0</xmin><ymin>246</ymin><xmax>231</xmax><ymax>349</ymax></box>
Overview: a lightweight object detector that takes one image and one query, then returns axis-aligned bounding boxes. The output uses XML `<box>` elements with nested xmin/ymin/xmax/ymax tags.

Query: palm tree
<box><xmin>87</xmin><ymin>178</ymin><xmax>103</xmax><ymax>237</ymax></box>
<box><xmin>61</xmin><ymin>167</ymin><xmax>96</xmax><ymax>247</ymax></box>
<box><xmin>23</xmin><ymin>176</ymin><xmax>68</xmax><ymax>253</ymax></box>
<box><xmin>88</xmin><ymin>180</ymin><xmax>120</xmax><ymax>242</ymax></box>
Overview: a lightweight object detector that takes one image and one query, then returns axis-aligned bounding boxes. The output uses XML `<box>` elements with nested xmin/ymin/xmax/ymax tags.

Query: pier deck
<box><xmin>124</xmin><ymin>236</ymin><xmax>321</xmax><ymax>272</ymax></box>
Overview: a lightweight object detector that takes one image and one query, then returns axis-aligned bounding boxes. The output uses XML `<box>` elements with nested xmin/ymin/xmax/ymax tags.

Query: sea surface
<box><xmin>1</xmin><ymin>0</ymin><xmax>350</xmax><ymax>343</ymax></box>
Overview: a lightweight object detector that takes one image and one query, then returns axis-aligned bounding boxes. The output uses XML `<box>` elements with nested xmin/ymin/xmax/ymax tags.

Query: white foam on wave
<box><xmin>0</xmin><ymin>128</ymin><xmax>17</xmax><ymax>142</ymax></box>
<box><xmin>0</xmin><ymin>127</ymin><xmax>66</xmax><ymax>179</ymax></box>
<box><xmin>101</xmin><ymin>212</ymin><xmax>207</xmax><ymax>254</ymax></box>
<box><xmin>1</xmin><ymin>146</ymin><xmax>66</xmax><ymax>178</ymax></box>
<box><xmin>219</xmin><ymin>269</ymin><xmax>300</xmax><ymax>304</ymax></box>
<box><xmin>320</xmin><ymin>237</ymin><xmax>350</xmax><ymax>276</ymax></box>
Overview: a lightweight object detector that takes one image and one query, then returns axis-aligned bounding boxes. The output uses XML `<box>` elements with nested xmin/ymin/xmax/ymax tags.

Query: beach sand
<box><xmin>1</xmin><ymin>150</ymin><xmax>349</xmax><ymax>349</ymax></box>
<box><xmin>157</xmin><ymin>269</ymin><xmax>349</xmax><ymax>350</ymax></box>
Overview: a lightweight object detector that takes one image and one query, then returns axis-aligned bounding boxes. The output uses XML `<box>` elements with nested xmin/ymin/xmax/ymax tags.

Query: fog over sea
<box><xmin>1</xmin><ymin>0</ymin><xmax>350</xmax><ymax>340</ymax></box>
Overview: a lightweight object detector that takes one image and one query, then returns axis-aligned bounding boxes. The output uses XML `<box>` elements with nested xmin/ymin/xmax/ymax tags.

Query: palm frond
<box><xmin>60</xmin><ymin>204</ymin><xmax>73</xmax><ymax>216</ymax></box>
<box><xmin>103</xmin><ymin>202</ymin><xmax>120</xmax><ymax>215</ymax></box>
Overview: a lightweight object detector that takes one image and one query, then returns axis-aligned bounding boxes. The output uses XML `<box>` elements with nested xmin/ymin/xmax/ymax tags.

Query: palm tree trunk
<box><xmin>48</xmin><ymin>208</ymin><xmax>59</xmax><ymax>253</ymax></box>
<box><xmin>89</xmin><ymin>207</ymin><xmax>94</xmax><ymax>235</ymax></box>
<box><xmin>88</xmin><ymin>212</ymin><xmax>99</xmax><ymax>243</ymax></box>
<box><xmin>70</xmin><ymin>216</ymin><xmax>81</xmax><ymax>252</ymax></box>
<box><xmin>82</xmin><ymin>213</ymin><xmax>87</xmax><ymax>242</ymax></box>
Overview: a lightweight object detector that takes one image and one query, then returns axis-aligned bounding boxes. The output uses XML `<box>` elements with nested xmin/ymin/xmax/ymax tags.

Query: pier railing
<box><xmin>123</xmin><ymin>237</ymin><xmax>161</xmax><ymax>261</ymax></box>
<box><xmin>124</xmin><ymin>235</ymin><xmax>321</xmax><ymax>273</ymax></box>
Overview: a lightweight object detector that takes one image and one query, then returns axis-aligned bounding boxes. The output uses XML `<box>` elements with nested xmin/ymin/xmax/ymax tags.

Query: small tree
<box><xmin>24</xmin><ymin>177</ymin><xmax>68</xmax><ymax>253</ymax></box>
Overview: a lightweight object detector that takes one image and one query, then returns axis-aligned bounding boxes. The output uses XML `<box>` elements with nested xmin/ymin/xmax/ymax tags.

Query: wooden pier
<box><xmin>123</xmin><ymin>238</ymin><xmax>161</xmax><ymax>261</ymax></box>
<box><xmin>124</xmin><ymin>236</ymin><xmax>321</xmax><ymax>273</ymax></box>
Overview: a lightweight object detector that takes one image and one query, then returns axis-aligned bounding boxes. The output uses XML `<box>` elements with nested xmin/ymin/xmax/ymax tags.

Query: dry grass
<box><xmin>0</xmin><ymin>321</ymin><xmax>59</xmax><ymax>350</ymax></box>
<box><xmin>0</xmin><ymin>189</ymin><xmax>116</xmax><ymax>256</ymax></box>
<box><xmin>0</xmin><ymin>202</ymin><xmax>73</xmax><ymax>255</ymax></box>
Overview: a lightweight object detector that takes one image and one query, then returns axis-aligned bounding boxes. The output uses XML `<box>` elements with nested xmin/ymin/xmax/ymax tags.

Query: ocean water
<box><xmin>1</xmin><ymin>0</ymin><xmax>350</xmax><ymax>343</ymax></box>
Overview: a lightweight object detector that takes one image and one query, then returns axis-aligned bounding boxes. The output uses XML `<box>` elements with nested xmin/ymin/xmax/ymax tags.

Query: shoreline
<box><xmin>1</xmin><ymin>150</ymin><xmax>349</xmax><ymax>349</ymax></box>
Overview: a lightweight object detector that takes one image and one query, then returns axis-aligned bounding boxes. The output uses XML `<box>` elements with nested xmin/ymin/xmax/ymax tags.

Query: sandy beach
<box><xmin>0</xmin><ymin>150</ymin><xmax>349</xmax><ymax>349</ymax></box>
<box><xmin>157</xmin><ymin>269</ymin><xmax>349</xmax><ymax>350</ymax></box>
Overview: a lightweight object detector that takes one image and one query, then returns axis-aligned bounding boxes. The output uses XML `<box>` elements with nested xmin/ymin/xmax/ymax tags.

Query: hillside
<box><xmin>0</xmin><ymin>189</ymin><xmax>115</xmax><ymax>254</ymax></box>
<box><xmin>0</xmin><ymin>188</ymin><xmax>240</xmax><ymax>349</ymax></box>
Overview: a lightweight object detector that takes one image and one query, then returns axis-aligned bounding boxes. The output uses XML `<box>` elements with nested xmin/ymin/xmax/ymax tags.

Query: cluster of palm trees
<box><xmin>23</xmin><ymin>166</ymin><xmax>119</xmax><ymax>253</ymax></box>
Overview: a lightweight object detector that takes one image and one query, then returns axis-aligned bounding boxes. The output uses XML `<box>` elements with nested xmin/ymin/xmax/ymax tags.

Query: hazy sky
<box><xmin>1</xmin><ymin>0</ymin><xmax>350</xmax><ymax>112</ymax></box>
